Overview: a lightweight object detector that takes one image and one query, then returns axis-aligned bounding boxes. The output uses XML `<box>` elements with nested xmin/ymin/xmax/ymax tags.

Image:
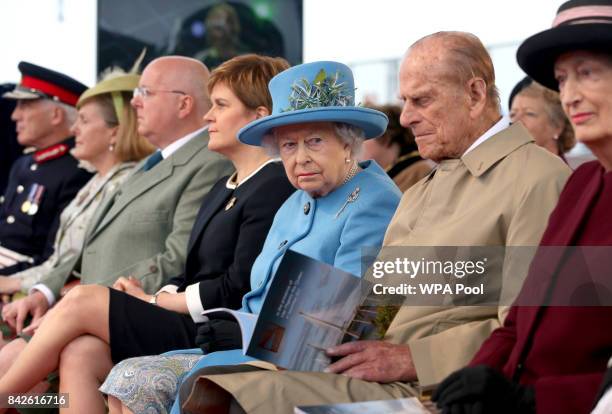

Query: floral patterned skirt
<box><xmin>100</xmin><ymin>354</ymin><xmax>201</xmax><ymax>414</ymax></box>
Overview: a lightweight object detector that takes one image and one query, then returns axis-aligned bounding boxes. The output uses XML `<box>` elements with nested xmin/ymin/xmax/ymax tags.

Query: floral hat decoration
<box><xmin>238</xmin><ymin>61</ymin><xmax>388</xmax><ymax>146</ymax></box>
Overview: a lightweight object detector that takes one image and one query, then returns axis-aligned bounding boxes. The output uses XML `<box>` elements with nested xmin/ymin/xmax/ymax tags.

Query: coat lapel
<box><xmin>88</xmin><ymin>161</ymin><xmax>173</xmax><ymax>240</ymax></box>
<box><xmin>63</xmin><ymin>163</ymin><xmax>133</xmax><ymax>230</ymax></box>
<box><xmin>187</xmin><ymin>184</ymin><xmax>232</xmax><ymax>256</ymax></box>
<box><xmin>86</xmin><ymin>132</ymin><xmax>208</xmax><ymax>242</ymax></box>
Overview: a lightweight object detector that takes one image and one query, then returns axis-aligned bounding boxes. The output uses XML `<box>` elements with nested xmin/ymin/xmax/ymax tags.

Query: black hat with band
<box><xmin>517</xmin><ymin>0</ymin><xmax>612</xmax><ymax>91</ymax></box>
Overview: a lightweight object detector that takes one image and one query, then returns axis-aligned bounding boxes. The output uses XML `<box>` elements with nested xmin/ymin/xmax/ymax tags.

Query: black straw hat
<box><xmin>517</xmin><ymin>0</ymin><xmax>612</xmax><ymax>91</ymax></box>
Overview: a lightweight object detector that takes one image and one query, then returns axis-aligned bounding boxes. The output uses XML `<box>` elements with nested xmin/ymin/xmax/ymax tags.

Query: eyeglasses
<box><xmin>133</xmin><ymin>86</ymin><xmax>187</xmax><ymax>99</ymax></box>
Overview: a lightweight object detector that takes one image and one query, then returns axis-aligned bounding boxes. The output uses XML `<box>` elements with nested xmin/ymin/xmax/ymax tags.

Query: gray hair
<box><xmin>36</xmin><ymin>99</ymin><xmax>77</xmax><ymax>129</ymax></box>
<box><xmin>263</xmin><ymin>122</ymin><xmax>365</xmax><ymax>157</ymax></box>
<box><xmin>54</xmin><ymin>101</ymin><xmax>78</xmax><ymax>127</ymax></box>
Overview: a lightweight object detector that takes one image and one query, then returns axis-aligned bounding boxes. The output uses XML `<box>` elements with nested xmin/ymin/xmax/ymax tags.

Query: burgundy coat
<box><xmin>470</xmin><ymin>161</ymin><xmax>612</xmax><ymax>414</ymax></box>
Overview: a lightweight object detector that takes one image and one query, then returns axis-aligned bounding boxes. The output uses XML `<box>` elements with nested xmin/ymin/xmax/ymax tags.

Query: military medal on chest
<box><xmin>21</xmin><ymin>184</ymin><xmax>36</xmax><ymax>214</ymax></box>
<box><xmin>21</xmin><ymin>183</ymin><xmax>45</xmax><ymax>216</ymax></box>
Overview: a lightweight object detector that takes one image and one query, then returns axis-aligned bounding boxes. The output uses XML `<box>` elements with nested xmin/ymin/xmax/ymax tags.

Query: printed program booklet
<box><xmin>294</xmin><ymin>397</ymin><xmax>430</xmax><ymax>414</ymax></box>
<box><xmin>202</xmin><ymin>250</ymin><xmax>397</xmax><ymax>371</ymax></box>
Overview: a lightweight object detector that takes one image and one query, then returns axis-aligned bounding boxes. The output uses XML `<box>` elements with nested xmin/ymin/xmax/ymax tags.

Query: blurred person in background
<box><xmin>509</xmin><ymin>76</ymin><xmax>576</xmax><ymax>162</ymax></box>
<box><xmin>361</xmin><ymin>104</ymin><xmax>432</xmax><ymax>191</ymax></box>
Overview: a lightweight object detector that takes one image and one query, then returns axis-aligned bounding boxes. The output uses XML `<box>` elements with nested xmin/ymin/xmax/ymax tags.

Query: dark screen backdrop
<box><xmin>97</xmin><ymin>0</ymin><xmax>302</xmax><ymax>74</ymax></box>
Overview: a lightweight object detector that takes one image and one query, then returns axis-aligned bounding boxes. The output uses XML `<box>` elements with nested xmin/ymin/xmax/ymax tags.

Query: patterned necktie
<box><xmin>142</xmin><ymin>151</ymin><xmax>163</xmax><ymax>171</ymax></box>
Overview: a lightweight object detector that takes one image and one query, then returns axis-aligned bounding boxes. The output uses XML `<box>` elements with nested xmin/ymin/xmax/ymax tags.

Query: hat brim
<box><xmin>517</xmin><ymin>23</ymin><xmax>612</xmax><ymax>91</ymax></box>
<box><xmin>77</xmin><ymin>74</ymin><xmax>140</xmax><ymax>108</ymax></box>
<box><xmin>238</xmin><ymin>107</ymin><xmax>388</xmax><ymax>146</ymax></box>
<box><xmin>2</xmin><ymin>87</ymin><xmax>42</xmax><ymax>101</ymax></box>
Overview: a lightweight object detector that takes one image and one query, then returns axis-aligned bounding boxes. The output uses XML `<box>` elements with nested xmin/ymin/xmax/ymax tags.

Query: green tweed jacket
<box><xmin>37</xmin><ymin>130</ymin><xmax>233</xmax><ymax>298</ymax></box>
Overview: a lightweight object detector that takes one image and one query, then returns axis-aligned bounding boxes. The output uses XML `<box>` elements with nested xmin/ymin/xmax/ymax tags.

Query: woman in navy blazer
<box><xmin>97</xmin><ymin>61</ymin><xmax>402</xmax><ymax>414</ymax></box>
<box><xmin>0</xmin><ymin>55</ymin><xmax>296</xmax><ymax>413</ymax></box>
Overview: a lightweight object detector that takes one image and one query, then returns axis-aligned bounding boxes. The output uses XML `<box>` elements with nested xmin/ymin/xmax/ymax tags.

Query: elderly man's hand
<box><xmin>324</xmin><ymin>340</ymin><xmax>417</xmax><ymax>383</ymax></box>
<box><xmin>1</xmin><ymin>291</ymin><xmax>49</xmax><ymax>334</ymax></box>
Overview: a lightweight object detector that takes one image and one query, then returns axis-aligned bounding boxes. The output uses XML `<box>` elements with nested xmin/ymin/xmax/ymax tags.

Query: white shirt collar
<box><xmin>225</xmin><ymin>158</ymin><xmax>281</xmax><ymax>189</ymax></box>
<box><xmin>160</xmin><ymin>126</ymin><xmax>209</xmax><ymax>160</ymax></box>
<box><xmin>463</xmin><ymin>116</ymin><xmax>509</xmax><ymax>156</ymax></box>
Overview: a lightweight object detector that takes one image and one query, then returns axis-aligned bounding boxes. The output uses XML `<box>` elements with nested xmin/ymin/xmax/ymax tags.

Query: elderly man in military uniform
<box><xmin>0</xmin><ymin>62</ymin><xmax>92</xmax><ymax>274</ymax></box>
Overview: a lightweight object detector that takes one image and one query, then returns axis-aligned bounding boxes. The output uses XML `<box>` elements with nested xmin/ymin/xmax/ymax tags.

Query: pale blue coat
<box><xmin>168</xmin><ymin>160</ymin><xmax>401</xmax><ymax>413</ymax></box>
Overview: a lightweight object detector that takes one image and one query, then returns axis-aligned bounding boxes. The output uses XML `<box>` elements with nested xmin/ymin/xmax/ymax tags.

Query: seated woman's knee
<box><xmin>59</xmin><ymin>336</ymin><xmax>97</xmax><ymax>366</ymax></box>
<box><xmin>0</xmin><ymin>338</ymin><xmax>27</xmax><ymax>373</ymax></box>
<box><xmin>59</xmin><ymin>285</ymin><xmax>106</xmax><ymax>312</ymax></box>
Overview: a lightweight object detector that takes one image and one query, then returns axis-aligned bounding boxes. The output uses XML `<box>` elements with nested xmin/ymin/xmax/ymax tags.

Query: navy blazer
<box><xmin>166</xmin><ymin>162</ymin><xmax>295</xmax><ymax>310</ymax></box>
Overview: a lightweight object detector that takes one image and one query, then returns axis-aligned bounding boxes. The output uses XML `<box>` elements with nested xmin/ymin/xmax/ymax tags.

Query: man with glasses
<box><xmin>3</xmin><ymin>56</ymin><xmax>233</xmax><ymax>335</ymax></box>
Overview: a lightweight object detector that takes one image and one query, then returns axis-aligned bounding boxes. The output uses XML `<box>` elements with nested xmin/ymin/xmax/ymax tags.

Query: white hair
<box><xmin>52</xmin><ymin>100</ymin><xmax>78</xmax><ymax>127</ymax></box>
<box><xmin>333</xmin><ymin>122</ymin><xmax>365</xmax><ymax>157</ymax></box>
<box><xmin>263</xmin><ymin>122</ymin><xmax>365</xmax><ymax>157</ymax></box>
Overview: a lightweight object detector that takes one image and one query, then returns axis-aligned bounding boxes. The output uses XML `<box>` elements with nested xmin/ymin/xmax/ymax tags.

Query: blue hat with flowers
<box><xmin>238</xmin><ymin>61</ymin><xmax>388</xmax><ymax>146</ymax></box>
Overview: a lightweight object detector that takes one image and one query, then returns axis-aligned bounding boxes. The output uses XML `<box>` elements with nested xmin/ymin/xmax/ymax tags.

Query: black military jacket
<box><xmin>0</xmin><ymin>137</ymin><xmax>92</xmax><ymax>273</ymax></box>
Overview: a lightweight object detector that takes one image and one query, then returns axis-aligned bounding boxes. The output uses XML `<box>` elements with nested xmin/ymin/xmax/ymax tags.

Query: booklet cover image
<box><xmin>247</xmin><ymin>250</ymin><xmax>375</xmax><ymax>371</ymax></box>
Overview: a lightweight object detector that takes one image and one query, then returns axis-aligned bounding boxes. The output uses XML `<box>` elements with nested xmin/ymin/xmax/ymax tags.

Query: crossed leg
<box><xmin>0</xmin><ymin>338</ymin><xmax>27</xmax><ymax>375</ymax></box>
<box><xmin>0</xmin><ymin>285</ymin><xmax>110</xmax><ymax>399</ymax></box>
<box><xmin>59</xmin><ymin>335</ymin><xmax>114</xmax><ymax>414</ymax></box>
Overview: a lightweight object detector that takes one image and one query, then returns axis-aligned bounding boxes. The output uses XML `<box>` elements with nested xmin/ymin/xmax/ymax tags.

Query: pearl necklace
<box><xmin>343</xmin><ymin>162</ymin><xmax>360</xmax><ymax>185</ymax></box>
